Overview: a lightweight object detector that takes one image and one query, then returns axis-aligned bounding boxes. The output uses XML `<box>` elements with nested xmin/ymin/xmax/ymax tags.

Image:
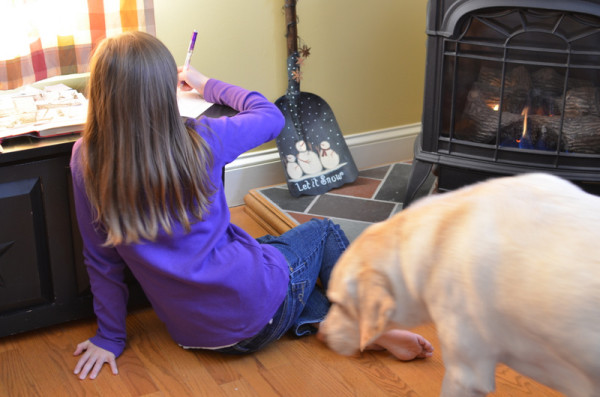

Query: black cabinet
<box><xmin>0</xmin><ymin>136</ymin><xmax>148</xmax><ymax>337</ymax></box>
<box><xmin>1</xmin><ymin>159</ymin><xmax>67</xmax><ymax>312</ymax></box>
<box><xmin>0</xmin><ymin>136</ymin><xmax>91</xmax><ymax>336</ymax></box>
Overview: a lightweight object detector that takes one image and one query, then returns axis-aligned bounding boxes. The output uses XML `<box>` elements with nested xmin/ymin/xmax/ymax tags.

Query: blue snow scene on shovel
<box><xmin>276</xmin><ymin>89</ymin><xmax>358</xmax><ymax>196</ymax></box>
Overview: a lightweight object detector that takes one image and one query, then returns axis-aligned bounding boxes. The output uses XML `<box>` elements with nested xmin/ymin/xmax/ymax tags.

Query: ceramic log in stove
<box><xmin>405</xmin><ymin>0</ymin><xmax>600</xmax><ymax>206</ymax></box>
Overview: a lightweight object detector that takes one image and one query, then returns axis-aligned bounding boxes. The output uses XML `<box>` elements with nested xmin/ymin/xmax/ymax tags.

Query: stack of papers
<box><xmin>0</xmin><ymin>84</ymin><xmax>88</xmax><ymax>140</ymax></box>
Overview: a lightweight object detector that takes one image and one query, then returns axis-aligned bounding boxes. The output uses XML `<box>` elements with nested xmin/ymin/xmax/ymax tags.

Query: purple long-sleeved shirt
<box><xmin>70</xmin><ymin>79</ymin><xmax>288</xmax><ymax>357</ymax></box>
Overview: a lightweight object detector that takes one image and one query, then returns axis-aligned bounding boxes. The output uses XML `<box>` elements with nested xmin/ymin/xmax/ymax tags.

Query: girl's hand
<box><xmin>178</xmin><ymin>65</ymin><xmax>210</xmax><ymax>97</ymax></box>
<box><xmin>73</xmin><ymin>340</ymin><xmax>118</xmax><ymax>380</ymax></box>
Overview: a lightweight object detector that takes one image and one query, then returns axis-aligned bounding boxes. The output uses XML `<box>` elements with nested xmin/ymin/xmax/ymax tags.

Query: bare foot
<box><xmin>366</xmin><ymin>329</ymin><xmax>434</xmax><ymax>361</ymax></box>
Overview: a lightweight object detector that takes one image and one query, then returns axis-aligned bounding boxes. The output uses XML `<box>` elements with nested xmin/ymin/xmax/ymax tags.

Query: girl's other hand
<box><xmin>73</xmin><ymin>339</ymin><xmax>118</xmax><ymax>380</ymax></box>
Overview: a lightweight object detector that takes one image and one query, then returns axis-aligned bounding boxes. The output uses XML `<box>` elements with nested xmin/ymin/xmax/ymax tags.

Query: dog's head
<box><xmin>319</xmin><ymin>213</ymin><xmax>429</xmax><ymax>355</ymax></box>
<box><xmin>319</xmin><ymin>218</ymin><xmax>429</xmax><ymax>356</ymax></box>
<box><xmin>320</xmin><ymin>264</ymin><xmax>396</xmax><ymax>356</ymax></box>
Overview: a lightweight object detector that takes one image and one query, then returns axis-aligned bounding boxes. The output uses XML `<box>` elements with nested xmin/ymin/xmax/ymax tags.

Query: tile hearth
<box><xmin>243</xmin><ymin>162</ymin><xmax>436</xmax><ymax>242</ymax></box>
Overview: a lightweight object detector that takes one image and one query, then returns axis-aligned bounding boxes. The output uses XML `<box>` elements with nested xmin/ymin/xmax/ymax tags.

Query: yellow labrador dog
<box><xmin>320</xmin><ymin>173</ymin><xmax>600</xmax><ymax>396</ymax></box>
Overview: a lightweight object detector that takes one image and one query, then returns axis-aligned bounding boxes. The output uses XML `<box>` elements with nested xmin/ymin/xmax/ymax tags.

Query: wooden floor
<box><xmin>0</xmin><ymin>206</ymin><xmax>563</xmax><ymax>397</ymax></box>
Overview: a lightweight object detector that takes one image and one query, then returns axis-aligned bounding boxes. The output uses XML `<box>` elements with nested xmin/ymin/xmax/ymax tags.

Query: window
<box><xmin>0</xmin><ymin>0</ymin><xmax>155</xmax><ymax>90</ymax></box>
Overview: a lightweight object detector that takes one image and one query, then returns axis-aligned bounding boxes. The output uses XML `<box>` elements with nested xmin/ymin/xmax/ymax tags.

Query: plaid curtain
<box><xmin>0</xmin><ymin>0</ymin><xmax>156</xmax><ymax>90</ymax></box>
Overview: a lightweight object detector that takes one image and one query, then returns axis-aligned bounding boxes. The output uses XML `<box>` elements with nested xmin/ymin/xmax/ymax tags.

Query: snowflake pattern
<box><xmin>275</xmin><ymin>86</ymin><xmax>358</xmax><ymax>196</ymax></box>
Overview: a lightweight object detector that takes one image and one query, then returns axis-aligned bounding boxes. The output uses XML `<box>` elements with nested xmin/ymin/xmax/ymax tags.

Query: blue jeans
<box><xmin>215</xmin><ymin>218</ymin><xmax>349</xmax><ymax>354</ymax></box>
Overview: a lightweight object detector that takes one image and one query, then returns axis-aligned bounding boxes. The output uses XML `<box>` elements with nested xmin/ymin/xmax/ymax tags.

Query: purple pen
<box><xmin>183</xmin><ymin>30</ymin><xmax>198</xmax><ymax>71</ymax></box>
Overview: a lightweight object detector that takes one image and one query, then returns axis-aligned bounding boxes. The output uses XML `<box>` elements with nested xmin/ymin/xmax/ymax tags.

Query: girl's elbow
<box><xmin>264</xmin><ymin>105</ymin><xmax>285</xmax><ymax>138</ymax></box>
<box><xmin>274</xmin><ymin>109</ymin><xmax>285</xmax><ymax>132</ymax></box>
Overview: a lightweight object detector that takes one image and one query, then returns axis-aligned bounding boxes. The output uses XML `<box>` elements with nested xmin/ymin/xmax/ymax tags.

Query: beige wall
<box><xmin>155</xmin><ymin>0</ymin><xmax>428</xmax><ymax>150</ymax></box>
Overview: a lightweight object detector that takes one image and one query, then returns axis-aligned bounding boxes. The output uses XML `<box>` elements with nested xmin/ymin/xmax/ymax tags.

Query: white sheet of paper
<box><xmin>177</xmin><ymin>89</ymin><xmax>213</xmax><ymax>118</ymax></box>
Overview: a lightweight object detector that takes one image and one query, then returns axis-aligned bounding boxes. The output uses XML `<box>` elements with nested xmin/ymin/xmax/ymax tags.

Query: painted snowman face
<box><xmin>295</xmin><ymin>140</ymin><xmax>307</xmax><ymax>152</ymax></box>
<box><xmin>286</xmin><ymin>154</ymin><xmax>296</xmax><ymax>162</ymax></box>
<box><xmin>320</xmin><ymin>141</ymin><xmax>331</xmax><ymax>150</ymax></box>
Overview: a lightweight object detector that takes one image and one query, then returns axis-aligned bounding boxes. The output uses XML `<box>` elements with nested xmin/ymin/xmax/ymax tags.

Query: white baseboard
<box><xmin>224</xmin><ymin>123</ymin><xmax>421</xmax><ymax>206</ymax></box>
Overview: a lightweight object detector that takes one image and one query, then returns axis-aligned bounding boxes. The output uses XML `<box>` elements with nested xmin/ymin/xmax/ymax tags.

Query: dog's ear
<box><xmin>357</xmin><ymin>268</ymin><xmax>396</xmax><ymax>351</ymax></box>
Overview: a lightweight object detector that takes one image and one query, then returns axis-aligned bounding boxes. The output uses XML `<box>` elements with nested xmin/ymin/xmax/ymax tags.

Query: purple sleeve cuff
<box><xmin>89</xmin><ymin>334</ymin><xmax>126</xmax><ymax>358</ymax></box>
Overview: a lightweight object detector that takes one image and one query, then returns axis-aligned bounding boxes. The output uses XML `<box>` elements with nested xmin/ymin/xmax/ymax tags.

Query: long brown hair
<box><xmin>82</xmin><ymin>31</ymin><xmax>214</xmax><ymax>246</ymax></box>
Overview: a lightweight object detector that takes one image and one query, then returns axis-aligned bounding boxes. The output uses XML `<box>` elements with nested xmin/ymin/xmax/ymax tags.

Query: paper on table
<box><xmin>0</xmin><ymin>84</ymin><xmax>87</xmax><ymax>139</ymax></box>
<box><xmin>177</xmin><ymin>89</ymin><xmax>213</xmax><ymax>119</ymax></box>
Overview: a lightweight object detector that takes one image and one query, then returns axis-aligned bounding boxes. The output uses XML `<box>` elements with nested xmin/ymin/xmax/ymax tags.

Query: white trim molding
<box><xmin>224</xmin><ymin>123</ymin><xmax>421</xmax><ymax>206</ymax></box>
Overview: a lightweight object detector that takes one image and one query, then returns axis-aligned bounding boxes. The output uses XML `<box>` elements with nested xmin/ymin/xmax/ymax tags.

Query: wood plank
<box><xmin>0</xmin><ymin>347</ymin><xmax>45</xmax><ymax>396</ymax></box>
<box><xmin>243</xmin><ymin>189</ymin><xmax>297</xmax><ymax>235</ymax></box>
<box><xmin>292</xmin><ymin>335</ymin><xmax>419</xmax><ymax>396</ymax></box>
<box><xmin>222</xmin><ymin>354</ymin><xmax>281</xmax><ymax>397</ymax></box>
<box><xmin>127</xmin><ymin>309</ymin><xmax>226</xmax><ymax>397</ymax></box>
<box><xmin>230</xmin><ymin>205</ymin><xmax>273</xmax><ymax>237</ymax></box>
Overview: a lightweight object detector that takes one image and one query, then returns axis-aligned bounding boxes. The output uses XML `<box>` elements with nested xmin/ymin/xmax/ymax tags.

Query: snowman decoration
<box><xmin>318</xmin><ymin>140</ymin><xmax>340</xmax><ymax>170</ymax></box>
<box><xmin>295</xmin><ymin>140</ymin><xmax>323</xmax><ymax>175</ymax></box>
<box><xmin>285</xmin><ymin>154</ymin><xmax>304</xmax><ymax>180</ymax></box>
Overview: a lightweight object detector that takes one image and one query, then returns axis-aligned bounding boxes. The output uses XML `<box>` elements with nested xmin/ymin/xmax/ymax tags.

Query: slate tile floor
<box><xmin>253</xmin><ymin>162</ymin><xmax>436</xmax><ymax>242</ymax></box>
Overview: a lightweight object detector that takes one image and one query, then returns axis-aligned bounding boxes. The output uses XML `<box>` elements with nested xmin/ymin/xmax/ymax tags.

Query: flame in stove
<box><xmin>517</xmin><ymin>106</ymin><xmax>529</xmax><ymax>143</ymax></box>
<box><xmin>487</xmin><ymin>103</ymin><xmax>500</xmax><ymax>111</ymax></box>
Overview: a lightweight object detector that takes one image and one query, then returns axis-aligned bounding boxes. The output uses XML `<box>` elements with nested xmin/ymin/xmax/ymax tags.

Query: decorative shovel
<box><xmin>275</xmin><ymin>0</ymin><xmax>358</xmax><ymax>197</ymax></box>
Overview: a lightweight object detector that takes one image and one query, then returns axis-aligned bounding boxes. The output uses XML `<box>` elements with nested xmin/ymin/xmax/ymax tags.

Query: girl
<box><xmin>71</xmin><ymin>31</ymin><xmax>432</xmax><ymax>380</ymax></box>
